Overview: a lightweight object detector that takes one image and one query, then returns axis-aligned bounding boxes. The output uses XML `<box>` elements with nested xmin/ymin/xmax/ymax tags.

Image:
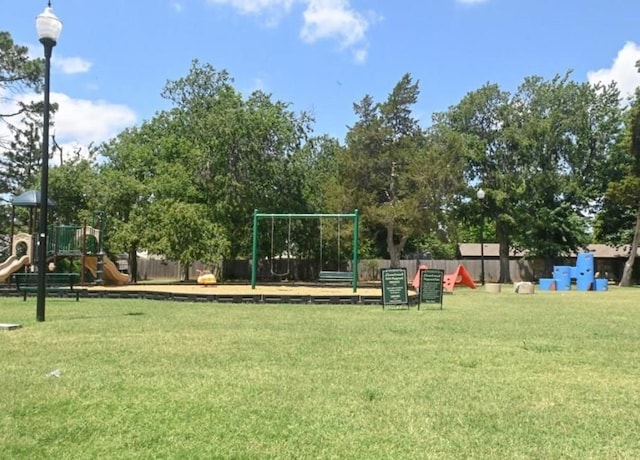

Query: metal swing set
<box><xmin>251</xmin><ymin>210</ymin><xmax>360</xmax><ymax>292</ymax></box>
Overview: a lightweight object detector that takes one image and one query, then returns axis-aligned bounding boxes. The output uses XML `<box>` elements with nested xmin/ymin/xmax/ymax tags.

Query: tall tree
<box><xmin>160</xmin><ymin>60</ymin><xmax>312</xmax><ymax>258</ymax></box>
<box><xmin>0</xmin><ymin>31</ymin><xmax>44</xmax><ymax>136</ymax></box>
<box><xmin>342</xmin><ymin>74</ymin><xmax>466</xmax><ymax>267</ymax></box>
<box><xmin>601</xmin><ymin>76</ymin><xmax>640</xmax><ymax>286</ymax></box>
<box><xmin>0</xmin><ymin>31</ymin><xmax>49</xmax><ymax>181</ymax></box>
<box><xmin>96</xmin><ymin>61</ymin><xmax>313</xmax><ymax>278</ymax></box>
<box><xmin>514</xmin><ymin>76</ymin><xmax>621</xmax><ymax>273</ymax></box>
<box><xmin>0</xmin><ymin>116</ymin><xmax>42</xmax><ymax>196</ymax></box>
<box><xmin>436</xmin><ymin>73</ymin><xmax>623</xmax><ymax>281</ymax></box>
<box><xmin>48</xmin><ymin>157</ymin><xmax>99</xmax><ymax>224</ymax></box>
<box><xmin>97</xmin><ymin>123</ymin><xmax>157</xmax><ymax>282</ymax></box>
<box><xmin>435</xmin><ymin>83</ymin><xmax>517</xmax><ymax>280</ymax></box>
<box><xmin>0</xmin><ymin>31</ymin><xmax>46</xmax><ymax>257</ymax></box>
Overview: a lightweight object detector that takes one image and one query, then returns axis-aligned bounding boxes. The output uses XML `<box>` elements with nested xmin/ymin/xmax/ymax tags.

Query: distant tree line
<box><xmin>2</xmin><ymin>30</ymin><xmax>640</xmax><ymax>285</ymax></box>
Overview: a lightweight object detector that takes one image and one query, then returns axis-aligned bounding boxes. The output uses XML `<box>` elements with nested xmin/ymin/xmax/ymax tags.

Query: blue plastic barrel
<box><xmin>538</xmin><ymin>278</ymin><xmax>556</xmax><ymax>291</ymax></box>
<box><xmin>575</xmin><ymin>253</ymin><xmax>595</xmax><ymax>291</ymax></box>
<box><xmin>576</xmin><ymin>252</ymin><xmax>594</xmax><ymax>267</ymax></box>
<box><xmin>595</xmin><ymin>278</ymin><xmax>608</xmax><ymax>291</ymax></box>
<box><xmin>553</xmin><ymin>266</ymin><xmax>572</xmax><ymax>290</ymax></box>
<box><xmin>570</xmin><ymin>266</ymin><xmax>578</xmax><ymax>280</ymax></box>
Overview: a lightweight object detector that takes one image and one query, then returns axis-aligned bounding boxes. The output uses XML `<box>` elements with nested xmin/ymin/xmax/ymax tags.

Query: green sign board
<box><xmin>381</xmin><ymin>268</ymin><xmax>408</xmax><ymax>308</ymax></box>
<box><xmin>419</xmin><ymin>269</ymin><xmax>444</xmax><ymax>310</ymax></box>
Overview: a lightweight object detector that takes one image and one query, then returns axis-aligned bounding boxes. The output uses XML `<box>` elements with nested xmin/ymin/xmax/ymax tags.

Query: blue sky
<box><xmin>2</xmin><ymin>0</ymin><xmax>640</xmax><ymax>159</ymax></box>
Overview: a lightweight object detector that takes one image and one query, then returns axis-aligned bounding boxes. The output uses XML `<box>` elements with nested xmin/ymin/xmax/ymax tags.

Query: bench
<box><xmin>12</xmin><ymin>272</ymin><xmax>87</xmax><ymax>301</ymax></box>
<box><xmin>318</xmin><ymin>271</ymin><xmax>353</xmax><ymax>283</ymax></box>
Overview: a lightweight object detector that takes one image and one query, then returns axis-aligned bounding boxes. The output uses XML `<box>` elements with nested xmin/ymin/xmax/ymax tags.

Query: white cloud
<box><xmin>207</xmin><ymin>0</ymin><xmax>295</xmax><ymax>15</ymax></box>
<box><xmin>587</xmin><ymin>41</ymin><xmax>640</xmax><ymax>99</ymax></box>
<box><xmin>456</xmin><ymin>0</ymin><xmax>489</xmax><ymax>4</ymax></box>
<box><xmin>25</xmin><ymin>43</ymin><xmax>92</xmax><ymax>75</ymax></box>
<box><xmin>50</xmin><ymin>93</ymin><xmax>137</xmax><ymax>146</ymax></box>
<box><xmin>0</xmin><ymin>89</ymin><xmax>136</xmax><ymax>164</ymax></box>
<box><xmin>53</xmin><ymin>56</ymin><xmax>92</xmax><ymax>75</ymax></box>
<box><xmin>353</xmin><ymin>48</ymin><xmax>367</xmax><ymax>65</ymax></box>
<box><xmin>300</xmin><ymin>0</ymin><xmax>370</xmax><ymax>47</ymax></box>
<box><xmin>207</xmin><ymin>0</ymin><xmax>378</xmax><ymax>62</ymax></box>
<box><xmin>171</xmin><ymin>1</ymin><xmax>186</xmax><ymax>12</ymax></box>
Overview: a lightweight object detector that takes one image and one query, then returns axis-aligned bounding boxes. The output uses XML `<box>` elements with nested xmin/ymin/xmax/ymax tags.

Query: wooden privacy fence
<box><xmin>134</xmin><ymin>257</ymin><xmax>540</xmax><ymax>283</ymax></box>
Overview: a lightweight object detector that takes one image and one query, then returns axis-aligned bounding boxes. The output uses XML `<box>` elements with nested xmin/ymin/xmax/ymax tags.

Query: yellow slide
<box><xmin>103</xmin><ymin>256</ymin><xmax>129</xmax><ymax>285</ymax></box>
<box><xmin>84</xmin><ymin>255</ymin><xmax>129</xmax><ymax>286</ymax></box>
<box><xmin>0</xmin><ymin>255</ymin><xmax>30</xmax><ymax>282</ymax></box>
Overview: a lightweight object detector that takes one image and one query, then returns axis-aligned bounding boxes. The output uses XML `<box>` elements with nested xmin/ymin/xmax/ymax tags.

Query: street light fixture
<box><xmin>35</xmin><ymin>2</ymin><xmax>62</xmax><ymax>322</ymax></box>
<box><xmin>476</xmin><ymin>188</ymin><xmax>486</xmax><ymax>286</ymax></box>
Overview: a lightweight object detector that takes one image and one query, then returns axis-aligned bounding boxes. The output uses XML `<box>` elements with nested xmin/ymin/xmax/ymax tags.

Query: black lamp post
<box><xmin>477</xmin><ymin>188</ymin><xmax>485</xmax><ymax>286</ymax></box>
<box><xmin>35</xmin><ymin>2</ymin><xmax>62</xmax><ymax>322</ymax></box>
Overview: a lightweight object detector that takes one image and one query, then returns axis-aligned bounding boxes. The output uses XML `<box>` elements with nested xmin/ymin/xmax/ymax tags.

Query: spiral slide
<box><xmin>0</xmin><ymin>255</ymin><xmax>31</xmax><ymax>282</ymax></box>
<box><xmin>84</xmin><ymin>255</ymin><xmax>129</xmax><ymax>285</ymax></box>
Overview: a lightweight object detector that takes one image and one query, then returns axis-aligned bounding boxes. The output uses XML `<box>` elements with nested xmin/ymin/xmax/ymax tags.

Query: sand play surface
<box><xmin>89</xmin><ymin>282</ymin><xmax>385</xmax><ymax>297</ymax></box>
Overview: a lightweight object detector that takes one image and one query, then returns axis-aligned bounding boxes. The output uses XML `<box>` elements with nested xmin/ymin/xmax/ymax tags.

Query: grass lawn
<box><xmin>1</xmin><ymin>287</ymin><xmax>640</xmax><ymax>459</ymax></box>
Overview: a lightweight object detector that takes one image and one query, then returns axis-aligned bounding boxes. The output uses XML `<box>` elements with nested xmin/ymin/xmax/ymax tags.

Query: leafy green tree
<box><xmin>160</xmin><ymin>60</ymin><xmax>312</xmax><ymax>258</ymax></box>
<box><xmin>0</xmin><ymin>31</ymin><xmax>44</xmax><ymax>135</ymax></box>
<box><xmin>0</xmin><ymin>31</ymin><xmax>46</xmax><ymax>256</ymax></box>
<box><xmin>48</xmin><ymin>158</ymin><xmax>99</xmax><ymax>224</ymax></box>
<box><xmin>95</xmin><ymin>61</ymin><xmax>313</xmax><ymax>279</ymax></box>
<box><xmin>601</xmin><ymin>81</ymin><xmax>640</xmax><ymax>286</ymax></box>
<box><xmin>341</xmin><ymin>74</ymin><xmax>466</xmax><ymax>267</ymax></box>
<box><xmin>286</xmin><ymin>135</ymin><xmax>345</xmax><ymax>260</ymax></box>
<box><xmin>144</xmin><ymin>200</ymin><xmax>230</xmax><ymax>279</ymax></box>
<box><xmin>436</xmin><ymin>83</ymin><xmax>522</xmax><ymax>281</ymax></box>
<box><xmin>96</xmin><ymin>124</ymin><xmax>156</xmax><ymax>282</ymax></box>
<box><xmin>0</xmin><ymin>31</ymin><xmax>55</xmax><ymax>195</ymax></box>
<box><xmin>436</xmin><ymin>73</ymin><xmax>623</xmax><ymax>281</ymax></box>
<box><xmin>0</xmin><ymin>31</ymin><xmax>66</xmax><ymax>259</ymax></box>
<box><xmin>0</xmin><ymin>117</ymin><xmax>42</xmax><ymax>196</ymax></box>
<box><xmin>294</xmin><ymin>135</ymin><xmax>343</xmax><ymax>211</ymax></box>
<box><xmin>518</xmin><ymin>76</ymin><xmax>621</xmax><ymax>267</ymax></box>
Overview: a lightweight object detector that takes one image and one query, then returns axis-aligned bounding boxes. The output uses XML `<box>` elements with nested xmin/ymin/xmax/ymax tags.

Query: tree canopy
<box><xmin>2</xmin><ymin>31</ymin><xmax>640</xmax><ymax>284</ymax></box>
<box><xmin>436</xmin><ymin>73</ymin><xmax>623</xmax><ymax>281</ymax></box>
<box><xmin>339</xmin><ymin>74</ymin><xmax>466</xmax><ymax>267</ymax></box>
<box><xmin>0</xmin><ymin>31</ymin><xmax>47</xmax><ymax>256</ymax></box>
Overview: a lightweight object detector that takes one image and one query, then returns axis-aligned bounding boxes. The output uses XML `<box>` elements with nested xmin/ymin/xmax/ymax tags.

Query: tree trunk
<box><xmin>619</xmin><ymin>208</ymin><xmax>640</xmax><ymax>287</ymax></box>
<box><xmin>497</xmin><ymin>225</ymin><xmax>512</xmax><ymax>283</ymax></box>
<box><xmin>386</xmin><ymin>224</ymin><xmax>408</xmax><ymax>268</ymax></box>
<box><xmin>183</xmin><ymin>263</ymin><xmax>190</xmax><ymax>281</ymax></box>
<box><xmin>128</xmin><ymin>246</ymin><xmax>138</xmax><ymax>283</ymax></box>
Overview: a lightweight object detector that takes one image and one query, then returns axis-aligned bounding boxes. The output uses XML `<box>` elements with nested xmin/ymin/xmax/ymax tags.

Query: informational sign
<box><xmin>381</xmin><ymin>268</ymin><xmax>408</xmax><ymax>308</ymax></box>
<box><xmin>419</xmin><ymin>268</ymin><xmax>444</xmax><ymax>310</ymax></box>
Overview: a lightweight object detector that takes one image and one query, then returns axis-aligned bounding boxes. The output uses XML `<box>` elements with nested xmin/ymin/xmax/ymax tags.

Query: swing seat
<box><xmin>318</xmin><ymin>271</ymin><xmax>353</xmax><ymax>283</ymax></box>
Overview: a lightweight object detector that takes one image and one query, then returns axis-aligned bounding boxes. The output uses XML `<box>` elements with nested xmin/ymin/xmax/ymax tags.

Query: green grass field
<box><xmin>1</xmin><ymin>287</ymin><xmax>640</xmax><ymax>459</ymax></box>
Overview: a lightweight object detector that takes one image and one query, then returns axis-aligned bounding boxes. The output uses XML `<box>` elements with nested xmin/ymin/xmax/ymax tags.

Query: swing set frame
<box><xmin>251</xmin><ymin>209</ymin><xmax>360</xmax><ymax>292</ymax></box>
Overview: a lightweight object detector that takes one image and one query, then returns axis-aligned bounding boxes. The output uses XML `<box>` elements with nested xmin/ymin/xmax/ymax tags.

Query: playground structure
<box><xmin>538</xmin><ymin>252</ymin><xmax>608</xmax><ymax>292</ymax></box>
<box><xmin>412</xmin><ymin>264</ymin><xmax>477</xmax><ymax>293</ymax></box>
<box><xmin>0</xmin><ymin>233</ymin><xmax>32</xmax><ymax>282</ymax></box>
<box><xmin>251</xmin><ymin>210</ymin><xmax>360</xmax><ymax>292</ymax></box>
<box><xmin>2</xmin><ymin>190</ymin><xmax>128</xmax><ymax>285</ymax></box>
<box><xmin>0</xmin><ymin>224</ymin><xmax>129</xmax><ymax>286</ymax></box>
<box><xmin>82</xmin><ymin>252</ymin><xmax>130</xmax><ymax>286</ymax></box>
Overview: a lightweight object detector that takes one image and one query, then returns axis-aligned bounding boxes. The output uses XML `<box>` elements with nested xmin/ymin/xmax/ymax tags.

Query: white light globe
<box><xmin>36</xmin><ymin>6</ymin><xmax>62</xmax><ymax>43</ymax></box>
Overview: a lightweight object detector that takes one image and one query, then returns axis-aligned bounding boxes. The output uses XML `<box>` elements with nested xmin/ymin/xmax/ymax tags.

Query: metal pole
<box><xmin>96</xmin><ymin>211</ymin><xmax>105</xmax><ymax>283</ymax></box>
<box><xmin>251</xmin><ymin>209</ymin><xmax>259</xmax><ymax>289</ymax></box>
<box><xmin>352</xmin><ymin>209</ymin><xmax>359</xmax><ymax>292</ymax></box>
<box><xmin>36</xmin><ymin>38</ymin><xmax>55</xmax><ymax>322</ymax></box>
<box><xmin>254</xmin><ymin>212</ymin><xmax>357</xmax><ymax>219</ymax></box>
<box><xmin>480</xmin><ymin>213</ymin><xmax>485</xmax><ymax>286</ymax></box>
